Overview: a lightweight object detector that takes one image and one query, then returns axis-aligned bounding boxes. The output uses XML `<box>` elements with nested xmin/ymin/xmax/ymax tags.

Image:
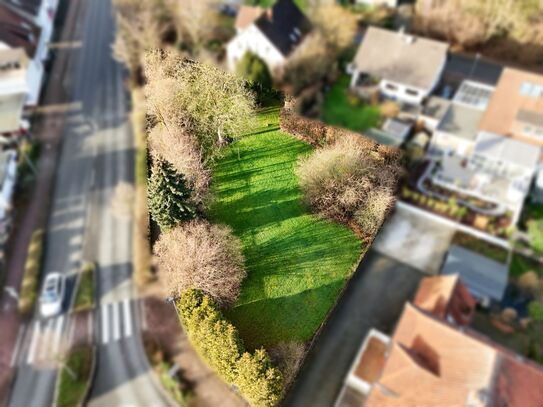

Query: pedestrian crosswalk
<box><xmin>100</xmin><ymin>299</ymin><xmax>134</xmax><ymax>345</ymax></box>
<box><xmin>25</xmin><ymin>315</ymin><xmax>66</xmax><ymax>366</ymax></box>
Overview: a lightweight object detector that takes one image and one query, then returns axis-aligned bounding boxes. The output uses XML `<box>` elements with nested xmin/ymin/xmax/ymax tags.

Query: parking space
<box><xmin>372</xmin><ymin>204</ymin><xmax>456</xmax><ymax>274</ymax></box>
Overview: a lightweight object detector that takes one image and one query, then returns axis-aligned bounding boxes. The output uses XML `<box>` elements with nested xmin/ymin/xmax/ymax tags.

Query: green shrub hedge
<box><xmin>178</xmin><ymin>289</ymin><xmax>283</xmax><ymax>406</ymax></box>
<box><xmin>18</xmin><ymin>228</ymin><xmax>45</xmax><ymax>315</ymax></box>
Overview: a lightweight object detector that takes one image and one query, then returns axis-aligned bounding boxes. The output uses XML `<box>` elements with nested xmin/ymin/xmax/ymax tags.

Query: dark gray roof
<box><xmin>442</xmin><ymin>245</ymin><xmax>508</xmax><ymax>302</ymax></box>
<box><xmin>516</xmin><ymin>109</ymin><xmax>543</xmax><ymax>128</ymax></box>
<box><xmin>0</xmin><ymin>0</ymin><xmax>42</xmax><ymax>19</ymax></box>
<box><xmin>437</xmin><ymin>103</ymin><xmax>484</xmax><ymax>141</ymax></box>
<box><xmin>352</xmin><ymin>26</ymin><xmax>448</xmax><ymax>90</ymax></box>
<box><xmin>254</xmin><ymin>0</ymin><xmax>311</xmax><ymax>57</ymax></box>
<box><xmin>444</xmin><ymin>53</ymin><xmax>504</xmax><ymax>86</ymax></box>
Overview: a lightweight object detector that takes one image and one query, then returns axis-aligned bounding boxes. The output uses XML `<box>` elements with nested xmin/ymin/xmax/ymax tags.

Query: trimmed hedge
<box><xmin>178</xmin><ymin>289</ymin><xmax>283</xmax><ymax>406</ymax></box>
<box><xmin>18</xmin><ymin>229</ymin><xmax>45</xmax><ymax>315</ymax></box>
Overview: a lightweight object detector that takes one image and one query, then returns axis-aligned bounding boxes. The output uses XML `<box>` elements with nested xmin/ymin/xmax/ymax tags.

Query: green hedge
<box><xmin>56</xmin><ymin>345</ymin><xmax>94</xmax><ymax>407</ymax></box>
<box><xmin>73</xmin><ymin>263</ymin><xmax>95</xmax><ymax>313</ymax></box>
<box><xmin>178</xmin><ymin>289</ymin><xmax>283</xmax><ymax>406</ymax></box>
<box><xmin>18</xmin><ymin>229</ymin><xmax>45</xmax><ymax>315</ymax></box>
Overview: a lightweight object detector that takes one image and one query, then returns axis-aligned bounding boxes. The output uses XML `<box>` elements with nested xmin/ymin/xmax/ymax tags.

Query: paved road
<box><xmin>9</xmin><ymin>0</ymin><xmax>172</xmax><ymax>405</ymax></box>
<box><xmin>283</xmin><ymin>249</ymin><xmax>423</xmax><ymax>407</ymax></box>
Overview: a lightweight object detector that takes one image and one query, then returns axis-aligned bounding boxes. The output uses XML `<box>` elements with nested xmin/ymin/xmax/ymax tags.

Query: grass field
<box><xmin>208</xmin><ymin>107</ymin><xmax>362</xmax><ymax>349</ymax></box>
<box><xmin>322</xmin><ymin>76</ymin><xmax>381</xmax><ymax>132</ymax></box>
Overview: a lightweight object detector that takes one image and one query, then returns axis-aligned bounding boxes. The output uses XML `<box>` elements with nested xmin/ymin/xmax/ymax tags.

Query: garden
<box><xmin>322</xmin><ymin>75</ymin><xmax>381</xmax><ymax>133</ymax></box>
<box><xmin>208</xmin><ymin>106</ymin><xmax>362</xmax><ymax>348</ymax></box>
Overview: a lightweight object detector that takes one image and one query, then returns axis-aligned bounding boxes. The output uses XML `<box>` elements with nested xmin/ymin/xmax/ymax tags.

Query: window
<box><xmin>519</xmin><ymin>81</ymin><xmax>543</xmax><ymax>98</ymax></box>
<box><xmin>385</xmin><ymin>83</ymin><xmax>398</xmax><ymax>91</ymax></box>
<box><xmin>406</xmin><ymin>88</ymin><xmax>419</xmax><ymax>97</ymax></box>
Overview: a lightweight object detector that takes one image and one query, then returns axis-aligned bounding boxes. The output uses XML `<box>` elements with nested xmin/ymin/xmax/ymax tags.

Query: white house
<box><xmin>0</xmin><ymin>48</ymin><xmax>30</xmax><ymax>136</ymax></box>
<box><xmin>349</xmin><ymin>26</ymin><xmax>448</xmax><ymax>105</ymax></box>
<box><xmin>227</xmin><ymin>0</ymin><xmax>311</xmax><ymax>75</ymax></box>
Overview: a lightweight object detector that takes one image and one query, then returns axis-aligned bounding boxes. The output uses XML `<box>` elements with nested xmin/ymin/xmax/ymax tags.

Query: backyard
<box><xmin>322</xmin><ymin>75</ymin><xmax>381</xmax><ymax>133</ymax></box>
<box><xmin>208</xmin><ymin>106</ymin><xmax>362</xmax><ymax>349</ymax></box>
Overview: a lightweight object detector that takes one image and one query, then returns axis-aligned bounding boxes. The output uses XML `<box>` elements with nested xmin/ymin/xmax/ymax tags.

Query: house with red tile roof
<box><xmin>335</xmin><ymin>275</ymin><xmax>543</xmax><ymax>407</ymax></box>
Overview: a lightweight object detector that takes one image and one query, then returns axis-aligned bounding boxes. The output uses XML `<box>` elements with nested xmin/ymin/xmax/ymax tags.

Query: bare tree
<box><xmin>154</xmin><ymin>220</ymin><xmax>246</xmax><ymax>306</ymax></box>
<box><xmin>312</xmin><ymin>4</ymin><xmax>358</xmax><ymax>53</ymax></box>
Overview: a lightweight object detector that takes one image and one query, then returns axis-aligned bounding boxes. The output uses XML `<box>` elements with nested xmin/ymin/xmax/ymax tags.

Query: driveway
<box><xmin>372</xmin><ymin>204</ymin><xmax>455</xmax><ymax>274</ymax></box>
<box><xmin>283</xmin><ymin>249</ymin><xmax>423</xmax><ymax>407</ymax></box>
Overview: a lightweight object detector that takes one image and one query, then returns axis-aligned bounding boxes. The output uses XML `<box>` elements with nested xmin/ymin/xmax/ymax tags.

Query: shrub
<box><xmin>18</xmin><ymin>229</ymin><xmax>45</xmax><ymax>315</ymax></box>
<box><xmin>268</xmin><ymin>342</ymin><xmax>305</xmax><ymax>389</ymax></box>
<box><xmin>528</xmin><ymin>219</ymin><xmax>543</xmax><ymax>254</ymax></box>
<box><xmin>155</xmin><ymin>220</ymin><xmax>246</xmax><ymax>306</ymax></box>
<box><xmin>296</xmin><ymin>135</ymin><xmax>400</xmax><ymax>235</ymax></box>
<box><xmin>236</xmin><ymin>52</ymin><xmax>272</xmax><ymax>90</ymax></box>
<box><xmin>518</xmin><ymin>271</ymin><xmax>542</xmax><ymax>296</ymax></box>
<box><xmin>148</xmin><ymin>157</ymin><xmax>196</xmax><ymax>230</ymax></box>
<box><xmin>528</xmin><ymin>301</ymin><xmax>543</xmax><ymax>323</ymax></box>
<box><xmin>178</xmin><ymin>289</ymin><xmax>283</xmax><ymax>406</ymax></box>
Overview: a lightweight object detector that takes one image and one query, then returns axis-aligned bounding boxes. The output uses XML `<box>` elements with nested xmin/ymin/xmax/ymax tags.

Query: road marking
<box><xmin>52</xmin><ymin>316</ymin><xmax>64</xmax><ymax>356</ymax></box>
<box><xmin>123</xmin><ymin>299</ymin><xmax>132</xmax><ymax>337</ymax></box>
<box><xmin>101</xmin><ymin>303</ymin><xmax>109</xmax><ymax>344</ymax></box>
<box><xmin>27</xmin><ymin>321</ymin><xmax>41</xmax><ymax>365</ymax></box>
<box><xmin>38</xmin><ymin>319</ymin><xmax>55</xmax><ymax>361</ymax></box>
<box><xmin>112</xmin><ymin>301</ymin><xmax>120</xmax><ymax>341</ymax></box>
<box><xmin>10</xmin><ymin>325</ymin><xmax>25</xmax><ymax>367</ymax></box>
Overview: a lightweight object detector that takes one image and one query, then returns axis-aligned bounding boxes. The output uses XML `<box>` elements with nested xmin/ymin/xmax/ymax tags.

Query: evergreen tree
<box><xmin>236</xmin><ymin>51</ymin><xmax>272</xmax><ymax>90</ymax></box>
<box><xmin>148</xmin><ymin>158</ymin><xmax>195</xmax><ymax>230</ymax></box>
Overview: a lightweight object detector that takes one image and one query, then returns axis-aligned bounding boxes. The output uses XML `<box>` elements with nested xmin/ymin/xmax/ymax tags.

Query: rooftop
<box><xmin>254</xmin><ymin>0</ymin><xmax>311</xmax><ymax>57</ymax></box>
<box><xmin>235</xmin><ymin>5</ymin><xmax>263</xmax><ymax>31</ymax></box>
<box><xmin>437</xmin><ymin>103</ymin><xmax>484</xmax><ymax>142</ymax></box>
<box><xmin>474</xmin><ymin>131</ymin><xmax>541</xmax><ymax>170</ymax></box>
<box><xmin>352</xmin><ymin>26</ymin><xmax>448</xmax><ymax>90</ymax></box>
<box><xmin>442</xmin><ymin>245</ymin><xmax>508</xmax><ymax>303</ymax></box>
<box><xmin>443</xmin><ymin>53</ymin><xmax>504</xmax><ymax>87</ymax></box>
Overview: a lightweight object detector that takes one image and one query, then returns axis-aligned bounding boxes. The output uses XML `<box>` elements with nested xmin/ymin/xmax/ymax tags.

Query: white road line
<box><xmin>112</xmin><ymin>301</ymin><xmax>121</xmax><ymax>341</ymax></box>
<box><xmin>122</xmin><ymin>299</ymin><xmax>132</xmax><ymax>338</ymax></box>
<box><xmin>101</xmin><ymin>303</ymin><xmax>110</xmax><ymax>344</ymax></box>
<box><xmin>39</xmin><ymin>318</ymin><xmax>55</xmax><ymax>360</ymax></box>
<box><xmin>27</xmin><ymin>321</ymin><xmax>41</xmax><ymax>365</ymax></box>
<box><xmin>52</xmin><ymin>316</ymin><xmax>64</xmax><ymax>356</ymax></box>
<box><xmin>10</xmin><ymin>325</ymin><xmax>25</xmax><ymax>367</ymax></box>
<box><xmin>140</xmin><ymin>300</ymin><xmax>147</xmax><ymax>331</ymax></box>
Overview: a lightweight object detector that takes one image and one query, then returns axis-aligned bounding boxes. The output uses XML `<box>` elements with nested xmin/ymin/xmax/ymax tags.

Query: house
<box><xmin>479</xmin><ymin>67</ymin><xmax>543</xmax><ymax>148</ymax></box>
<box><xmin>335</xmin><ymin>275</ymin><xmax>543</xmax><ymax>407</ymax></box>
<box><xmin>0</xmin><ymin>2</ymin><xmax>44</xmax><ymax>105</ymax></box>
<box><xmin>0</xmin><ymin>48</ymin><xmax>29</xmax><ymax>136</ymax></box>
<box><xmin>441</xmin><ymin>245</ymin><xmax>509</xmax><ymax>306</ymax></box>
<box><xmin>226</xmin><ymin>0</ymin><xmax>311</xmax><ymax>75</ymax></box>
<box><xmin>349</xmin><ymin>26</ymin><xmax>448</xmax><ymax>105</ymax></box>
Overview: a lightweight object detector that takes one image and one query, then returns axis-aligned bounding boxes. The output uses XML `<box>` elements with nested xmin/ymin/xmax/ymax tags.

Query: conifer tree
<box><xmin>148</xmin><ymin>158</ymin><xmax>195</xmax><ymax>230</ymax></box>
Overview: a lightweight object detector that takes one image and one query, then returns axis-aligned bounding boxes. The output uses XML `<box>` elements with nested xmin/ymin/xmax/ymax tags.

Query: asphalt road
<box><xmin>9</xmin><ymin>0</ymin><xmax>172</xmax><ymax>405</ymax></box>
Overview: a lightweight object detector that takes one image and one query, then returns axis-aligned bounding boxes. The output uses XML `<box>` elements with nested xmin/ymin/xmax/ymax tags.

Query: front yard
<box><xmin>322</xmin><ymin>76</ymin><xmax>381</xmax><ymax>133</ymax></box>
<box><xmin>208</xmin><ymin>107</ymin><xmax>362</xmax><ymax>349</ymax></box>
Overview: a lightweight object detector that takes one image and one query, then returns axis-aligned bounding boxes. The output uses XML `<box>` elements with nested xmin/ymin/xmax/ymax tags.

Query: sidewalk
<box><xmin>0</xmin><ymin>0</ymin><xmax>85</xmax><ymax>403</ymax></box>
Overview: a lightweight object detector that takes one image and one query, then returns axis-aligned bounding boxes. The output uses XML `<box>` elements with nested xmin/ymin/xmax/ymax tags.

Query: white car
<box><xmin>39</xmin><ymin>272</ymin><xmax>65</xmax><ymax>318</ymax></box>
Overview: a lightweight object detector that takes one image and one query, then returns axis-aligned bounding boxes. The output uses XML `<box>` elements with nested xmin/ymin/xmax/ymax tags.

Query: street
<box><xmin>8</xmin><ymin>0</ymin><xmax>172</xmax><ymax>405</ymax></box>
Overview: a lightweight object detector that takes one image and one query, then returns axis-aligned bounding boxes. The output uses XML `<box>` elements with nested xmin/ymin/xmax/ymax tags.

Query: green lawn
<box><xmin>322</xmin><ymin>76</ymin><xmax>381</xmax><ymax>132</ymax></box>
<box><xmin>208</xmin><ymin>107</ymin><xmax>362</xmax><ymax>349</ymax></box>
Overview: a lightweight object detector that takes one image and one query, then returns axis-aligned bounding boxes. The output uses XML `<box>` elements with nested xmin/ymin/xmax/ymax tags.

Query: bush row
<box><xmin>18</xmin><ymin>229</ymin><xmax>44</xmax><ymax>315</ymax></box>
<box><xmin>279</xmin><ymin>108</ymin><xmax>402</xmax><ymax>163</ymax></box>
<box><xmin>178</xmin><ymin>289</ymin><xmax>283</xmax><ymax>407</ymax></box>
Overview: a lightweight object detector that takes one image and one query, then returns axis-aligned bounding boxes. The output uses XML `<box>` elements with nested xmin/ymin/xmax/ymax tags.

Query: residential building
<box><xmin>0</xmin><ymin>48</ymin><xmax>29</xmax><ymax>136</ymax></box>
<box><xmin>479</xmin><ymin>67</ymin><xmax>543</xmax><ymax>148</ymax></box>
<box><xmin>335</xmin><ymin>275</ymin><xmax>543</xmax><ymax>407</ymax></box>
<box><xmin>0</xmin><ymin>149</ymin><xmax>17</xmax><ymax>223</ymax></box>
<box><xmin>226</xmin><ymin>0</ymin><xmax>311</xmax><ymax>75</ymax></box>
<box><xmin>0</xmin><ymin>2</ymin><xmax>44</xmax><ymax>105</ymax></box>
<box><xmin>349</xmin><ymin>26</ymin><xmax>448</xmax><ymax>105</ymax></box>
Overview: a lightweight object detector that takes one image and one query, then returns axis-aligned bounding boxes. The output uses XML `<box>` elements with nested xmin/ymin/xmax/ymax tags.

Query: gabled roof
<box><xmin>414</xmin><ymin>274</ymin><xmax>459</xmax><ymax>317</ymax></box>
<box><xmin>235</xmin><ymin>6</ymin><xmax>263</xmax><ymax>31</ymax></box>
<box><xmin>366</xmin><ymin>303</ymin><xmax>497</xmax><ymax>406</ymax></box>
<box><xmin>254</xmin><ymin>0</ymin><xmax>311</xmax><ymax>57</ymax></box>
<box><xmin>0</xmin><ymin>2</ymin><xmax>41</xmax><ymax>58</ymax></box>
<box><xmin>352</xmin><ymin>26</ymin><xmax>448</xmax><ymax>90</ymax></box>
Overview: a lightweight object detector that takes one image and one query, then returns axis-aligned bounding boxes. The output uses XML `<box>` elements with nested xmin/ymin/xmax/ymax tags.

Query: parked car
<box><xmin>39</xmin><ymin>272</ymin><xmax>65</xmax><ymax>318</ymax></box>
